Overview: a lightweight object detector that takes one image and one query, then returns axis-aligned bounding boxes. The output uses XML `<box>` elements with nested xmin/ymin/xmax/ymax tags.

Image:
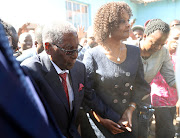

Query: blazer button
<box><xmin>101</xmin><ymin>77</ymin><xmax>104</xmax><ymax>81</ymax></box>
<box><xmin>126</xmin><ymin>72</ymin><xmax>130</xmax><ymax>77</ymax></box>
<box><xmin>113</xmin><ymin>99</ymin><xmax>118</xmax><ymax>103</ymax></box>
<box><xmin>114</xmin><ymin>85</ymin><xmax>119</xmax><ymax>88</ymax></box>
<box><xmin>115</xmin><ymin>73</ymin><xmax>119</xmax><ymax>77</ymax></box>
<box><xmin>122</xmin><ymin>99</ymin><xmax>127</xmax><ymax>103</ymax></box>
<box><xmin>124</xmin><ymin>92</ymin><xmax>128</xmax><ymax>96</ymax></box>
<box><xmin>125</xmin><ymin>83</ymin><xmax>130</xmax><ymax>87</ymax></box>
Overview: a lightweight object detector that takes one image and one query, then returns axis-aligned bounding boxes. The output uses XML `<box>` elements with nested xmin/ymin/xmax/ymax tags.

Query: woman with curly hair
<box><xmin>83</xmin><ymin>2</ymin><xmax>150</xmax><ymax>138</ymax></box>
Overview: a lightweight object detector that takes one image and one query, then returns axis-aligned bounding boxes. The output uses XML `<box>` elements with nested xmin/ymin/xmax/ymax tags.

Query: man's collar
<box><xmin>50</xmin><ymin>60</ymin><xmax>69</xmax><ymax>74</ymax></box>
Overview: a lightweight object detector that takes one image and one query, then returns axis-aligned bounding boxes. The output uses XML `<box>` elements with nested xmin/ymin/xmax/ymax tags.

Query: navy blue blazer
<box><xmin>0</xmin><ymin>23</ymin><xmax>64</xmax><ymax>138</ymax></box>
<box><xmin>21</xmin><ymin>51</ymin><xmax>121</xmax><ymax>137</ymax></box>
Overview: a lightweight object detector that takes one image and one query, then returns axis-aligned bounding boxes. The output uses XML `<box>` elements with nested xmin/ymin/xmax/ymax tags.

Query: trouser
<box><xmin>154</xmin><ymin>107</ymin><xmax>176</xmax><ymax>138</ymax></box>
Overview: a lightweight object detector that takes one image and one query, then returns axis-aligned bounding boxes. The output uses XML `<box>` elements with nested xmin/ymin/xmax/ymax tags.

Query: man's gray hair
<box><xmin>42</xmin><ymin>20</ymin><xmax>77</xmax><ymax>44</ymax></box>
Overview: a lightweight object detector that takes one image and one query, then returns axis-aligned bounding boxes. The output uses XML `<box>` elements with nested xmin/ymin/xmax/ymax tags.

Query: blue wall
<box><xmin>135</xmin><ymin>0</ymin><xmax>180</xmax><ymax>26</ymax></box>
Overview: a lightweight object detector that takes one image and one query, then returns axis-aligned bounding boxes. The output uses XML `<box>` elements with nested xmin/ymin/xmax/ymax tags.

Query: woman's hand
<box><xmin>100</xmin><ymin>118</ymin><xmax>125</xmax><ymax>134</ymax></box>
<box><xmin>92</xmin><ymin>111</ymin><xmax>124</xmax><ymax>134</ymax></box>
<box><xmin>118</xmin><ymin>103</ymin><xmax>136</xmax><ymax>128</ymax></box>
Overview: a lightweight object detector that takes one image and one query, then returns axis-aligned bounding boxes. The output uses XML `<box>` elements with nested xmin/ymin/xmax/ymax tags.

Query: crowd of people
<box><xmin>0</xmin><ymin>1</ymin><xmax>180</xmax><ymax>138</ymax></box>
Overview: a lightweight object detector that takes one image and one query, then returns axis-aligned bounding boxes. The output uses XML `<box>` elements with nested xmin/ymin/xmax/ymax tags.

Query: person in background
<box><xmin>124</xmin><ymin>25</ymin><xmax>144</xmax><ymax>46</ymax></box>
<box><xmin>170</xmin><ymin>19</ymin><xmax>180</xmax><ymax>28</ymax></box>
<box><xmin>16</xmin><ymin>32</ymin><xmax>36</xmax><ymax>63</ymax></box>
<box><xmin>78</xmin><ymin>26</ymin><xmax>98</xmax><ymax>61</ymax></box>
<box><xmin>176</xmin><ymin>38</ymin><xmax>180</xmax><ymax>96</ymax></box>
<box><xmin>132</xmin><ymin>25</ymin><xmax>144</xmax><ymax>40</ymax></box>
<box><xmin>176</xmin><ymin>34</ymin><xmax>180</xmax><ymax>137</ymax></box>
<box><xmin>34</xmin><ymin>24</ymin><xmax>44</xmax><ymax>54</ymax></box>
<box><xmin>0</xmin><ymin>20</ymin><xmax>64</xmax><ymax>138</ymax></box>
<box><xmin>138</xmin><ymin>19</ymin><xmax>177</xmax><ymax>138</ymax></box>
<box><xmin>21</xmin><ymin>20</ymin><xmax>124</xmax><ymax>138</ymax></box>
<box><xmin>150</xmin><ymin>25</ymin><xmax>180</xmax><ymax>138</ymax></box>
<box><xmin>18</xmin><ymin>32</ymin><xmax>33</xmax><ymax>51</ymax></box>
<box><xmin>0</xmin><ymin>19</ymin><xmax>21</xmax><ymax>57</ymax></box>
<box><xmin>83</xmin><ymin>2</ymin><xmax>150</xmax><ymax>137</ymax></box>
<box><xmin>139</xmin><ymin>19</ymin><xmax>175</xmax><ymax>88</ymax></box>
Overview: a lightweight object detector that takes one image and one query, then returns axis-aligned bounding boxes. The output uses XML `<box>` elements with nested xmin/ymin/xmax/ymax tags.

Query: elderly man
<box><xmin>21</xmin><ymin>21</ymin><xmax>121</xmax><ymax>138</ymax></box>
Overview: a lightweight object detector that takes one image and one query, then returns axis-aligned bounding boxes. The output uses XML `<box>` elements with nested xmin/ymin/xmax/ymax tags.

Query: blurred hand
<box><xmin>130</xmin><ymin>18</ymin><xmax>136</xmax><ymax>28</ymax></box>
<box><xmin>77</xmin><ymin>25</ymin><xmax>86</xmax><ymax>40</ymax></box>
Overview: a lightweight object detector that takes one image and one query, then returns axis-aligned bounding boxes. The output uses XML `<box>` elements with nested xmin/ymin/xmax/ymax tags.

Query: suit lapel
<box><xmin>69</xmin><ymin>66</ymin><xmax>79</xmax><ymax>115</ymax></box>
<box><xmin>40</xmin><ymin>52</ymin><xmax>70</xmax><ymax>114</ymax></box>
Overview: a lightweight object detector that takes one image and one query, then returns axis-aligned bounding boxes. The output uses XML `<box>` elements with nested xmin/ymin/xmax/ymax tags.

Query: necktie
<box><xmin>59</xmin><ymin>73</ymin><xmax>70</xmax><ymax>106</ymax></box>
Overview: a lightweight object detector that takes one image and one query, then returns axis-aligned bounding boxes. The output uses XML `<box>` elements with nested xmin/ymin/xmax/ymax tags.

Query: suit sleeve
<box><xmin>82</xmin><ymin>50</ymin><xmax>121</xmax><ymax>123</ymax></box>
<box><xmin>160</xmin><ymin>47</ymin><xmax>175</xmax><ymax>87</ymax></box>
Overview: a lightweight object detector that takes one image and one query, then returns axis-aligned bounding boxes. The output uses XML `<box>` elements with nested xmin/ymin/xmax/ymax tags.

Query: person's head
<box><xmin>166</xmin><ymin>26</ymin><xmax>180</xmax><ymax>54</ymax></box>
<box><xmin>42</xmin><ymin>20</ymin><xmax>81</xmax><ymax>70</ymax></box>
<box><xmin>19</xmin><ymin>32</ymin><xmax>33</xmax><ymax>51</ymax></box>
<box><xmin>142</xmin><ymin>19</ymin><xmax>170</xmax><ymax>55</ymax></box>
<box><xmin>170</xmin><ymin>19</ymin><xmax>180</xmax><ymax>28</ymax></box>
<box><xmin>132</xmin><ymin>25</ymin><xmax>144</xmax><ymax>40</ymax></box>
<box><xmin>0</xmin><ymin>19</ymin><xmax>19</xmax><ymax>52</ymax></box>
<box><xmin>93</xmin><ymin>2</ymin><xmax>132</xmax><ymax>44</ymax></box>
<box><xmin>86</xmin><ymin>26</ymin><xmax>97</xmax><ymax>48</ymax></box>
<box><xmin>34</xmin><ymin>25</ymin><xmax>44</xmax><ymax>54</ymax></box>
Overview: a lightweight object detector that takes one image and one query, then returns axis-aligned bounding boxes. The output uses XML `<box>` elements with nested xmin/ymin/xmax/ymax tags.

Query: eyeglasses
<box><xmin>53</xmin><ymin>44</ymin><xmax>83</xmax><ymax>55</ymax></box>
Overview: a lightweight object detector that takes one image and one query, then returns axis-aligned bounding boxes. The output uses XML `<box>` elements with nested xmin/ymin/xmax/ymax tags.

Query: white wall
<box><xmin>0</xmin><ymin>0</ymin><xmax>66</xmax><ymax>30</ymax></box>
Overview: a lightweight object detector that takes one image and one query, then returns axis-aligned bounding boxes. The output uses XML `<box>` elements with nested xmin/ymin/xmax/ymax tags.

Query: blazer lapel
<box><xmin>40</xmin><ymin>52</ymin><xmax>70</xmax><ymax>114</ymax></box>
<box><xmin>69</xmin><ymin>66</ymin><xmax>79</xmax><ymax>115</ymax></box>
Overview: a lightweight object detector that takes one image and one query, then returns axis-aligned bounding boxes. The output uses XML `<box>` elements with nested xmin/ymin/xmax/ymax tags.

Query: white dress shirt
<box><xmin>51</xmin><ymin>61</ymin><xmax>74</xmax><ymax>111</ymax></box>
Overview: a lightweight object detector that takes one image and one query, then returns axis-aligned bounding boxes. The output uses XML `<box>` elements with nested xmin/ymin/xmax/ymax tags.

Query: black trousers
<box><xmin>154</xmin><ymin>106</ymin><xmax>176</xmax><ymax>138</ymax></box>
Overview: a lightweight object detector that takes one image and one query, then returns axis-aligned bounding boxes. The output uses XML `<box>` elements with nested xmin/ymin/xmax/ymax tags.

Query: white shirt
<box><xmin>51</xmin><ymin>61</ymin><xmax>74</xmax><ymax>111</ymax></box>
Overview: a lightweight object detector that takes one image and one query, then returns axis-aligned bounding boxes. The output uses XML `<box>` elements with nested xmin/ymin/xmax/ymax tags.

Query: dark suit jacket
<box><xmin>21</xmin><ymin>51</ymin><xmax>121</xmax><ymax>137</ymax></box>
<box><xmin>0</xmin><ymin>23</ymin><xmax>64</xmax><ymax>138</ymax></box>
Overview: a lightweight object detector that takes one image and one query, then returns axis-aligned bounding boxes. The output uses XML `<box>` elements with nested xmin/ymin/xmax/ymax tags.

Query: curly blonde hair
<box><xmin>93</xmin><ymin>2</ymin><xmax>132</xmax><ymax>44</ymax></box>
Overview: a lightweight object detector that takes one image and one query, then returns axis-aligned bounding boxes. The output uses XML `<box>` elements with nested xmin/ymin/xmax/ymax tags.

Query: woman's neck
<box><xmin>103</xmin><ymin>38</ymin><xmax>123</xmax><ymax>51</ymax></box>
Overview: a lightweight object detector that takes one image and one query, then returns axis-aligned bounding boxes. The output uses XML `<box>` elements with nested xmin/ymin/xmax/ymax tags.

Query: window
<box><xmin>65</xmin><ymin>0</ymin><xmax>89</xmax><ymax>30</ymax></box>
